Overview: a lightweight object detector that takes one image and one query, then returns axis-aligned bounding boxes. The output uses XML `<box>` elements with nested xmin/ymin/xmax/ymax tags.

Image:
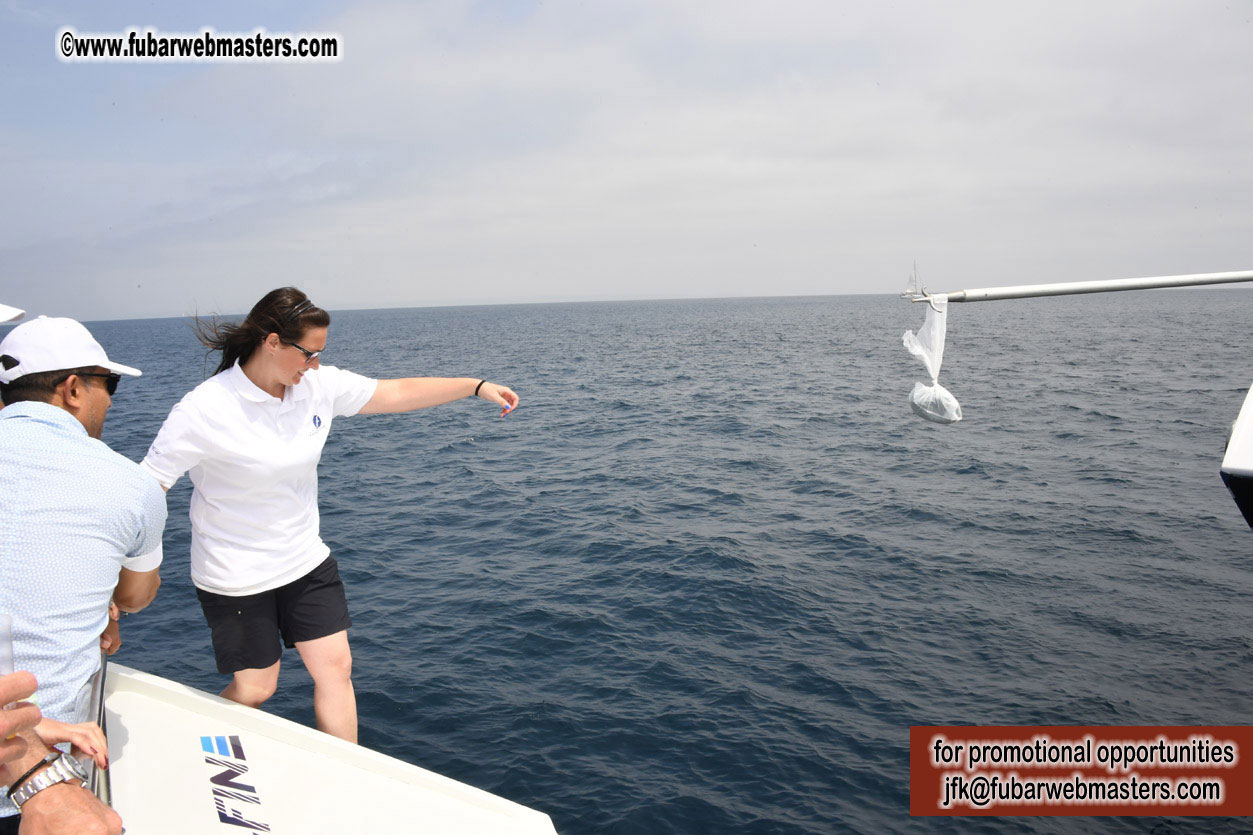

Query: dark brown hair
<box><xmin>195</xmin><ymin>287</ymin><xmax>330</xmax><ymax>376</ymax></box>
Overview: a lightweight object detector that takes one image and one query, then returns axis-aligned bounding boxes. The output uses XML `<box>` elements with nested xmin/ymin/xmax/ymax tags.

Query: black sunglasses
<box><xmin>280</xmin><ymin>339</ymin><xmax>322</xmax><ymax>364</ymax></box>
<box><xmin>72</xmin><ymin>372</ymin><xmax>121</xmax><ymax>395</ymax></box>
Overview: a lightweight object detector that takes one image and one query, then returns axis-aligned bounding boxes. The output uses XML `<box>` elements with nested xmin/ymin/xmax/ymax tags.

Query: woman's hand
<box><xmin>476</xmin><ymin>382</ymin><xmax>519</xmax><ymax>417</ymax></box>
<box><xmin>34</xmin><ymin>717</ymin><xmax>108</xmax><ymax>770</ymax></box>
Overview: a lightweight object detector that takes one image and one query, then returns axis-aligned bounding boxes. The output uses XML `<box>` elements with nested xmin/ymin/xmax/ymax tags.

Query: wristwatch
<box><xmin>9</xmin><ymin>752</ymin><xmax>89</xmax><ymax>809</ymax></box>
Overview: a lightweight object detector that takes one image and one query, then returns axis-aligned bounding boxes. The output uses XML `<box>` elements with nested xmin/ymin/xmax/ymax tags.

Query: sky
<box><xmin>2</xmin><ymin>0</ymin><xmax>1252</xmax><ymax>321</ymax></box>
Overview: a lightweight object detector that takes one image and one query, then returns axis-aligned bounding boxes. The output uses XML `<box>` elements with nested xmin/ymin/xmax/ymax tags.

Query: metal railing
<box><xmin>86</xmin><ymin>650</ymin><xmax>112</xmax><ymax>806</ymax></box>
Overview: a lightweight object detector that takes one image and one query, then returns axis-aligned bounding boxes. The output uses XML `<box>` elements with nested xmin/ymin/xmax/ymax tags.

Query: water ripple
<box><xmin>86</xmin><ymin>292</ymin><xmax>1253</xmax><ymax>834</ymax></box>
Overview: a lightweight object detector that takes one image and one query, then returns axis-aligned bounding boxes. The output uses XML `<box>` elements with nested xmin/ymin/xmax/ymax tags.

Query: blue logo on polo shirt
<box><xmin>312</xmin><ymin>415</ymin><xmax>322</xmax><ymax>429</ymax></box>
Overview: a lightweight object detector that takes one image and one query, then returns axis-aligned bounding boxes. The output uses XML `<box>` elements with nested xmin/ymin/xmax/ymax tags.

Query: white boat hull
<box><xmin>1221</xmin><ymin>384</ymin><xmax>1253</xmax><ymax>529</ymax></box>
<box><xmin>103</xmin><ymin>663</ymin><xmax>558</xmax><ymax>834</ymax></box>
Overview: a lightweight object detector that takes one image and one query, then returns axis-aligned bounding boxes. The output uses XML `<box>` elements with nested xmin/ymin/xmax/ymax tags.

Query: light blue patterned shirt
<box><xmin>0</xmin><ymin>402</ymin><xmax>166</xmax><ymax>811</ymax></box>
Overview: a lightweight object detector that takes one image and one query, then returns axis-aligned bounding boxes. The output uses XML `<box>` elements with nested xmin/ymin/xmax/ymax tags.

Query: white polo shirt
<box><xmin>141</xmin><ymin>362</ymin><xmax>377</xmax><ymax>596</ymax></box>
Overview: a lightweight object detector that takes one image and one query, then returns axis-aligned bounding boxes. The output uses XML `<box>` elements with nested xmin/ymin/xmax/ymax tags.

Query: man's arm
<box><xmin>102</xmin><ymin>565</ymin><xmax>160</xmax><ymax>654</ymax></box>
<box><xmin>3</xmin><ymin>730</ymin><xmax>121</xmax><ymax>835</ymax></box>
<box><xmin>111</xmin><ymin>567</ymin><xmax>160</xmax><ymax>614</ymax></box>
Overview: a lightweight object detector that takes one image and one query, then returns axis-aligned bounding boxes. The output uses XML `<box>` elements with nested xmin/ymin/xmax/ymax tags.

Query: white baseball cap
<box><xmin>0</xmin><ymin>303</ymin><xmax>22</xmax><ymax>323</ymax></box>
<box><xmin>0</xmin><ymin>316</ymin><xmax>141</xmax><ymax>385</ymax></box>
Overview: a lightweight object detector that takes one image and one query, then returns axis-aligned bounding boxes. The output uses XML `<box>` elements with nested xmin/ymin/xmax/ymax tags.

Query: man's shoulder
<box><xmin>85</xmin><ymin>443</ymin><xmax>166</xmax><ymax>526</ymax></box>
<box><xmin>82</xmin><ymin>435</ymin><xmax>158</xmax><ymax>484</ymax></box>
<box><xmin>10</xmin><ymin>425</ymin><xmax>161</xmax><ymax>506</ymax></box>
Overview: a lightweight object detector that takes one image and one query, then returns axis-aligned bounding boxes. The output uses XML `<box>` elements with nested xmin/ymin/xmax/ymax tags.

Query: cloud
<box><xmin>2</xmin><ymin>0</ymin><xmax>1252</xmax><ymax>318</ymax></box>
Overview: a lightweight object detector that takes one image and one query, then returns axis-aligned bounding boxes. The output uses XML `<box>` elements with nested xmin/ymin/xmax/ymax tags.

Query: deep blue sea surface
<box><xmin>76</xmin><ymin>291</ymin><xmax>1253</xmax><ymax>833</ymax></box>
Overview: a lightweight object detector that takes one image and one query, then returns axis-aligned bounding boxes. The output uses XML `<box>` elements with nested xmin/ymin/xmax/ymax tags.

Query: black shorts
<box><xmin>196</xmin><ymin>556</ymin><xmax>352</xmax><ymax>675</ymax></box>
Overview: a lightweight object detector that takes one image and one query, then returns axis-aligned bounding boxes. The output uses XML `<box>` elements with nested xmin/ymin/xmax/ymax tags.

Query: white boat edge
<box><xmin>102</xmin><ymin>662</ymin><xmax>559</xmax><ymax>833</ymax></box>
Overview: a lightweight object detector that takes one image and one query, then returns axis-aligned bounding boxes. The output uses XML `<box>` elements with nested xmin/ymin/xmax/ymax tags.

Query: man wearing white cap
<box><xmin>0</xmin><ymin>317</ymin><xmax>166</xmax><ymax>835</ymax></box>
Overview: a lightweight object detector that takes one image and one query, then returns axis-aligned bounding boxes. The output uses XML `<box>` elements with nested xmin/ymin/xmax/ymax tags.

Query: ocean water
<box><xmin>80</xmin><ymin>291</ymin><xmax>1252</xmax><ymax>834</ymax></box>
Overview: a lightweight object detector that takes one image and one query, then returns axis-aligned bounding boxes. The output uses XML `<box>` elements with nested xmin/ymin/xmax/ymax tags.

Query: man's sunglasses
<box><xmin>73</xmin><ymin>372</ymin><xmax>121</xmax><ymax>395</ymax></box>
<box><xmin>281</xmin><ymin>339</ymin><xmax>322</xmax><ymax>364</ymax></box>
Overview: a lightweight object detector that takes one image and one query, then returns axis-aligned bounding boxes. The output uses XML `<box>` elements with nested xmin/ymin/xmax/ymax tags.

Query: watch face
<box><xmin>62</xmin><ymin>755</ymin><xmax>89</xmax><ymax>781</ymax></box>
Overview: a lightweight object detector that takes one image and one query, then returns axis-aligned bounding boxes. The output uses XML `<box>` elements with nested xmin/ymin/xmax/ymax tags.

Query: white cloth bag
<box><xmin>902</xmin><ymin>294</ymin><xmax>962</xmax><ymax>424</ymax></box>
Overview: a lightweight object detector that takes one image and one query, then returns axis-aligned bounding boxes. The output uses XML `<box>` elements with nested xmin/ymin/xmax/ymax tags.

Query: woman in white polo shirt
<box><xmin>141</xmin><ymin>287</ymin><xmax>517</xmax><ymax>743</ymax></box>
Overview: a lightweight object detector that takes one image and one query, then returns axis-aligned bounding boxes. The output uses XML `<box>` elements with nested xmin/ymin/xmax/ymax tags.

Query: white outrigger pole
<box><xmin>900</xmin><ymin>266</ymin><xmax>1253</xmax><ymax>530</ymax></box>
<box><xmin>903</xmin><ymin>268</ymin><xmax>1253</xmax><ymax>304</ymax></box>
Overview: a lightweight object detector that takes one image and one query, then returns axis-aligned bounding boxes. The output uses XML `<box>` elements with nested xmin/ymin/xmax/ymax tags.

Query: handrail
<box><xmin>87</xmin><ymin>650</ymin><xmax>111</xmax><ymax>806</ymax></box>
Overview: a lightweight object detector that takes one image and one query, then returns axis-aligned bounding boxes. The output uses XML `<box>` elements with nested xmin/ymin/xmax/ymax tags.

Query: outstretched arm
<box><xmin>358</xmin><ymin>378</ymin><xmax>518</xmax><ymax>416</ymax></box>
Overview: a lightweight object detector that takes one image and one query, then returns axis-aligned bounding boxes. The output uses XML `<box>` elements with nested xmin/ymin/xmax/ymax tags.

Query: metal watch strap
<box><xmin>4</xmin><ymin>752</ymin><xmax>59</xmax><ymax>799</ymax></box>
<box><xmin>10</xmin><ymin>752</ymin><xmax>89</xmax><ymax>809</ymax></box>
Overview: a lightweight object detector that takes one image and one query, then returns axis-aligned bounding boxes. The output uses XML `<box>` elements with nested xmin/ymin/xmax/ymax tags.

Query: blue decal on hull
<box><xmin>200</xmin><ymin>734</ymin><xmax>270</xmax><ymax>832</ymax></box>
